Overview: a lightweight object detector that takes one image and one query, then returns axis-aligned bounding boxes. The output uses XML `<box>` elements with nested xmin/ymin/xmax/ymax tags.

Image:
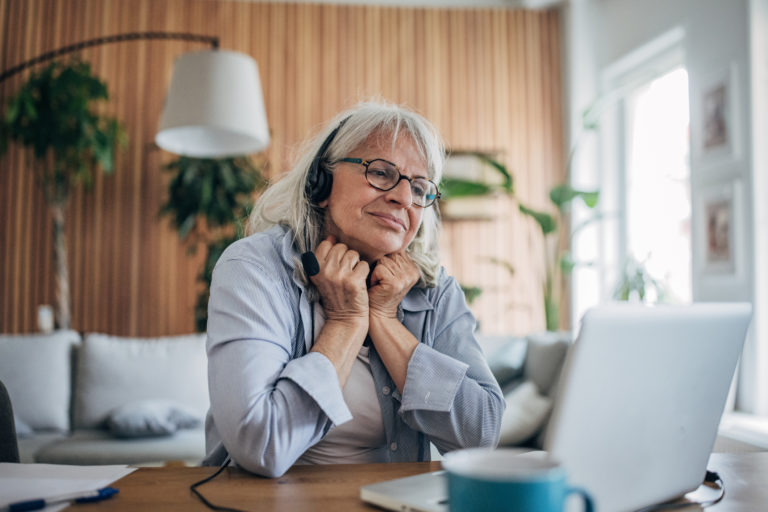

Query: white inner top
<box><xmin>295</xmin><ymin>305</ymin><xmax>387</xmax><ymax>464</ymax></box>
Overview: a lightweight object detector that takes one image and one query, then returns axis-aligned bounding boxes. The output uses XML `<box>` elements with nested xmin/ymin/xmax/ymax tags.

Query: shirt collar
<box><xmin>402</xmin><ymin>288</ymin><xmax>434</xmax><ymax>312</ymax></box>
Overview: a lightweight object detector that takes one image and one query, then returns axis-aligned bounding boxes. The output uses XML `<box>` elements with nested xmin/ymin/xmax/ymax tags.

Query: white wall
<box><xmin>565</xmin><ymin>0</ymin><xmax>766</xmax><ymax>414</ymax></box>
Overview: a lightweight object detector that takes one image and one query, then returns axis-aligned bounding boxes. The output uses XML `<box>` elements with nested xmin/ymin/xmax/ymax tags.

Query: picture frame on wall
<box><xmin>697</xmin><ymin>178</ymin><xmax>742</xmax><ymax>276</ymax></box>
<box><xmin>696</xmin><ymin>63</ymin><xmax>740</xmax><ymax>166</ymax></box>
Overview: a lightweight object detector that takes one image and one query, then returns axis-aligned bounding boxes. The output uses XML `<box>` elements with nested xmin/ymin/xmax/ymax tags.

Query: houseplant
<box><xmin>612</xmin><ymin>255</ymin><xmax>669</xmax><ymax>303</ymax></box>
<box><xmin>160</xmin><ymin>155</ymin><xmax>267</xmax><ymax>331</ymax></box>
<box><xmin>440</xmin><ymin>153</ymin><xmax>599</xmax><ymax>331</ymax></box>
<box><xmin>0</xmin><ymin>60</ymin><xmax>125</xmax><ymax>329</ymax></box>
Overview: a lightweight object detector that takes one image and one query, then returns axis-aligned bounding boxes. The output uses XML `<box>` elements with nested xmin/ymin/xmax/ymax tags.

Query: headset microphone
<box><xmin>301</xmin><ymin>251</ymin><xmax>320</xmax><ymax>277</ymax></box>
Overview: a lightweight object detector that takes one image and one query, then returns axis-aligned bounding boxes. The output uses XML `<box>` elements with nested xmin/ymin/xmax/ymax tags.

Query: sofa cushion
<box><xmin>498</xmin><ymin>380</ymin><xmax>552</xmax><ymax>446</ymax></box>
<box><xmin>14</xmin><ymin>414</ymin><xmax>34</xmax><ymax>437</ymax></box>
<box><xmin>523</xmin><ymin>331</ymin><xmax>572</xmax><ymax>397</ymax></box>
<box><xmin>479</xmin><ymin>335</ymin><xmax>527</xmax><ymax>387</ymax></box>
<box><xmin>34</xmin><ymin>428</ymin><xmax>206</xmax><ymax>465</ymax></box>
<box><xmin>0</xmin><ymin>330</ymin><xmax>81</xmax><ymax>431</ymax></box>
<box><xmin>16</xmin><ymin>432</ymin><xmax>68</xmax><ymax>463</ymax></box>
<box><xmin>73</xmin><ymin>333</ymin><xmax>208</xmax><ymax>429</ymax></box>
<box><xmin>107</xmin><ymin>399</ymin><xmax>202</xmax><ymax>438</ymax></box>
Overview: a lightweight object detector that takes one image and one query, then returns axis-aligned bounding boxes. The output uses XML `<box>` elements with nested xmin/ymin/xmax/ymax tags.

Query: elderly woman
<box><xmin>203</xmin><ymin>101</ymin><xmax>504</xmax><ymax>478</ymax></box>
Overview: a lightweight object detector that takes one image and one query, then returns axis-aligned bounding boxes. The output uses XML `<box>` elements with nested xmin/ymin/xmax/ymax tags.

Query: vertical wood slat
<box><xmin>0</xmin><ymin>0</ymin><xmax>563</xmax><ymax>336</ymax></box>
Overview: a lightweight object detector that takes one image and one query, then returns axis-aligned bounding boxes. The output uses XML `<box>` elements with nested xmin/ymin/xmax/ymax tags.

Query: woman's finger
<box><xmin>325</xmin><ymin>241</ymin><xmax>351</xmax><ymax>266</ymax></box>
<box><xmin>341</xmin><ymin>249</ymin><xmax>360</xmax><ymax>269</ymax></box>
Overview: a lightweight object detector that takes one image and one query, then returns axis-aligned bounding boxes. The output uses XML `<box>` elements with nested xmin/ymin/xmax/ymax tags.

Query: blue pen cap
<box><xmin>74</xmin><ymin>487</ymin><xmax>119</xmax><ymax>503</ymax></box>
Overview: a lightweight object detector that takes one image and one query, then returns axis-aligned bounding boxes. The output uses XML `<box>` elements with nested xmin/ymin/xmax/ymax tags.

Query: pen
<box><xmin>3</xmin><ymin>487</ymin><xmax>118</xmax><ymax>512</ymax></box>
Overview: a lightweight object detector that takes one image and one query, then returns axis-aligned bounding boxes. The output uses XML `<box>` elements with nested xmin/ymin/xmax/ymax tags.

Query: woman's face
<box><xmin>319</xmin><ymin>134</ymin><xmax>427</xmax><ymax>263</ymax></box>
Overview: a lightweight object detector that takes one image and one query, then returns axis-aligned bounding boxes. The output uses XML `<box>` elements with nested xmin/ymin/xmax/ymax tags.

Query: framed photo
<box><xmin>696</xmin><ymin>63</ymin><xmax>739</xmax><ymax>165</ymax></box>
<box><xmin>697</xmin><ymin>179</ymin><xmax>741</xmax><ymax>276</ymax></box>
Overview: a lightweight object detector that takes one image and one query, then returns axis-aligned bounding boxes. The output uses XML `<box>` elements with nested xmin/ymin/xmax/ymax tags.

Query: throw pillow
<box><xmin>497</xmin><ymin>380</ymin><xmax>552</xmax><ymax>446</ymax></box>
<box><xmin>106</xmin><ymin>400</ymin><xmax>202</xmax><ymax>438</ymax></box>
<box><xmin>481</xmin><ymin>336</ymin><xmax>528</xmax><ymax>387</ymax></box>
<box><xmin>73</xmin><ymin>333</ymin><xmax>208</xmax><ymax>429</ymax></box>
<box><xmin>14</xmin><ymin>414</ymin><xmax>34</xmax><ymax>438</ymax></box>
<box><xmin>523</xmin><ymin>331</ymin><xmax>572</xmax><ymax>397</ymax></box>
<box><xmin>0</xmin><ymin>330</ymin><xmax>81</xmax><ymax>431</ymax></box>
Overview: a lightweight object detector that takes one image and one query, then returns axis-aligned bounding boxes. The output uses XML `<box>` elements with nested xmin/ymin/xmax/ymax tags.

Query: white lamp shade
<box><xmin>156</xmin><ymin>50</ymin><xmax>270</xmax><ymax>157</ymax></box>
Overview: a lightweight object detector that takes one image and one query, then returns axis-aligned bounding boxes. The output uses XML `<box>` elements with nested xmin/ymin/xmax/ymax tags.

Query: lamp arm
<box><xmin>0</xmin><ymin>31</ymin><xmax>219</xmax><ymax>84</ymax></box>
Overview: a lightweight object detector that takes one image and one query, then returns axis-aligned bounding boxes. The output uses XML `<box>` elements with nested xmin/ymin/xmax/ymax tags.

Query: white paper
<box><xmin>0</xmin><ymin>463</ymin><xmax>136</xmax><ymax>511</ymax></box>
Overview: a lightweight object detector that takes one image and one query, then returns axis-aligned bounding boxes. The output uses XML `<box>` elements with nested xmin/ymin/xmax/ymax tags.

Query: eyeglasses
<box><xmin>338</xmin><ymin>158</ymin><xmax>441</xmax><ymax>208</ymax></box>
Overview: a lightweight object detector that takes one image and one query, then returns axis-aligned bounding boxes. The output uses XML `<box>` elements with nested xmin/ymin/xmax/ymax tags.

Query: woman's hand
<box><xmin>367</xmin><ymin>251</ymin><xmax>420</xmax><ymax>319</ymax></box>
<box><xmin>309</xmin><ymin>236</ymin><xmax>370</xmax><ymax>325</ymax></box>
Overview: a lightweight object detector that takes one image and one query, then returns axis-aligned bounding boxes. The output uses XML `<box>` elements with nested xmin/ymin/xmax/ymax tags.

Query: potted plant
<box><xmin>160</xmin><ymin>155</ymin><xmax>267</xmax><ymax>332</ymax></box>
<box><xmin>0</xmin><ymin>60</ymin><xmax>125</xmax><ymax>329</ymax></box>
<box><xmin>612</xmin><ymin>255</ymin><xmax>669</xmax><ymax>303</ymax></box>
<box><xmin>441</xmin><ymin>152</ymin><xmax>599</xmax><ymax>331</ymax></box>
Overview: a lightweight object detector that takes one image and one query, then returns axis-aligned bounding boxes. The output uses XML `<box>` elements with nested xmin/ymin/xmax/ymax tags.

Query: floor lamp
<box><xmin>0</xmin><ymin>31</ymin><xmax>270</xmax><ymax>157</ymax></box>
<box><xmin>0</xmin><ymin>32</ymin><xmax>269</xmax><ymax>330</ymax></box>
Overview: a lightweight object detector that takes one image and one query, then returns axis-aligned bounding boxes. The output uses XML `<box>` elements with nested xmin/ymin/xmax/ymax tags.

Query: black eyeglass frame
<box><xmin>338</xmin><ymin>157</ymin><xmax>441</xmax><ymax>208</ymax></box>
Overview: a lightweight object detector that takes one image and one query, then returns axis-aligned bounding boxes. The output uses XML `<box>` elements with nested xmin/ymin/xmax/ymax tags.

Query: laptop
<box><xmin>360</xmin><ymin>303</ymin><xmax>752</xmax><ymax>512</ymax></box>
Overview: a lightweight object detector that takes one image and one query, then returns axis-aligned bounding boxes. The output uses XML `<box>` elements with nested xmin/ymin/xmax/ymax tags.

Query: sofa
<box><xmin>0</xmin><ymin>330</ymin><xmax>209</xmax><ymax>465</ymax></box>
<box><xmin>476</xmin><ymin>331</ymin><xmax>571</xmax><ymax>448</ymax></box>
<box><xmin>0</xmin><ymin>328</ymin><xmax>569</xmax><ymax>466</ymax></box>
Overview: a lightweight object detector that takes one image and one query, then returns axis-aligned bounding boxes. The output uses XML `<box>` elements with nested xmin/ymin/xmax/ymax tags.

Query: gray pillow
<box><xmin>14</xmin><ymin>414</ymin><xmax>34</xmax><ymax>438</ymax></box>
<box><xmin>523</xmin><ymin>331</ymin><xmax>572</xmax><ymax>396</ymax></box>
<box><xmin>487</xmin><ymin>339</ymin><xmax>528</xmax><ymax>386</ymax></box>
<box><xmin>477</xmin><ymin>335</ymin><xmax>527</xmax><ymax>387</ymax></box>
<box><xmin>106</xmin><ymin>400</ymin><xmax>202</xmax><ymax>438</ymax></box>
<box><xmin>0</xmin><ymin>330</ymin><xmax>81</xmax><ymax>431</ymax></box>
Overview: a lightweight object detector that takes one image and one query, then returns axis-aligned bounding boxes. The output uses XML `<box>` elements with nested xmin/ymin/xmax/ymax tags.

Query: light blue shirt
<box><xmin>203</xmin><ymin>224</ymin><xmax>504</xmax><ymax>477</ymax></box>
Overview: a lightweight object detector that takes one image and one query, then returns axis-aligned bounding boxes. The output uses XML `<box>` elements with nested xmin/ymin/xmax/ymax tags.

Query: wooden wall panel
<box><xmin>0</xmin><ymin>0</ymin><xmax>563</xmax><ymax>336</ymax></box>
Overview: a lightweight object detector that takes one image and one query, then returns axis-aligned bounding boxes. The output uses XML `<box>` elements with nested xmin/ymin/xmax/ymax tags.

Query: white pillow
<box><xmin>73</xmin><ymin>333</ymin><xmax>208</xmax><ymax>429</ymax></box>
<box><xmin>498</xmin><ymin>380</ymin><xmax>552</xmax><ymax>446</ymax></box>
<box><xmin>14</xmin><ymin>414</ymin><xmax>34</xmax><ymax>438</ymax></box>
<box><xmin>0</xmin><ymin>330</ymin><xmax>81</xmax><ymax>431</ymax></box>
<box><xmin>107</xmin><ymin>399</ymin><xmax>202</xmax><ymax>438</ymax></box>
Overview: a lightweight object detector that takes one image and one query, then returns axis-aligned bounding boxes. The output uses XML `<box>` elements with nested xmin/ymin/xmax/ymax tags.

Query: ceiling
<box><xmin>228</xmin><ymin>0</ymin><xmax>564</xmax><ymax>9</ymax></box>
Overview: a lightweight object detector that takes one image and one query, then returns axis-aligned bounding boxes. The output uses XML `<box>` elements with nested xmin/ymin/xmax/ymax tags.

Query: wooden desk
<box><xmin>67</xmin><ymin>453</ymin><xmax>767</xmax><ymax>511</ymax></box>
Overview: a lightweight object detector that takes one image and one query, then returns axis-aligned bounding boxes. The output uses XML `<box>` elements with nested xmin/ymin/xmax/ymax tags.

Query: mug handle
<box><xmin>565</xmin><ymin>486</ymin><xmax>594</xmax><ymax>512</ymax></box>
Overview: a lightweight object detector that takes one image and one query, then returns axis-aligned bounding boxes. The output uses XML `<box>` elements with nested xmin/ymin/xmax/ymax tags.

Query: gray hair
<box><xmin>247</xmin><ymin>100</ymin><xmax>445</xmax><ymax>289</ymax></box>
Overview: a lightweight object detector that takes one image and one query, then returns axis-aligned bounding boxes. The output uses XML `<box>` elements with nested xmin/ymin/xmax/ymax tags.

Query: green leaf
<box><xmin>178</xmin><ymin>215</ymin><xmax>197</xmax><ymax>240</ymax></box>
<box><xmin>549</xmin><ymin>184</ymin><xmax>600</xmax><ymax>211</ymax></box>
<box><xmin>519</xmin><ymin>204</ymin><xmax>557</xmax><ymax>235</ymax></box>
<box><xmin>474</xmin><ymin>154</ymin><xmax>514</xmax><ymax>193</ymax></box>
<box><xmin>488</xmin><ymin>257</ymin><xmax>515</xmax><ymax>276</ymax></box>
<box><xmin>440</xmin><ymin>178</ymin><xmax>493</xmax><ymax>199</ymax></box>
<box><xmin>580</xmin><ymin>190</ymin><xmax>600</xmax><ymax>208</ymax></box>
<box><xmin>460</xmin><ymin>285</ymin><xmax>483</xmax><ymax>305</ymax></box>
<box><xmin>560</xmin><ymin>251</ymin><xmax>575</xmax><ymax>274</ymax></box>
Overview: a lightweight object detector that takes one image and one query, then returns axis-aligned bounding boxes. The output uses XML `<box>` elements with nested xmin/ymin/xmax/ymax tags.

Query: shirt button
<box><xmin>382</xmin><ymin>386</ymin><xmax>391</xmax><ymax>395</ymax></box>
<box><xmin>390</xmin><ymin>442</ymin><xmax>398</xmax><ymax>451</ymax></box>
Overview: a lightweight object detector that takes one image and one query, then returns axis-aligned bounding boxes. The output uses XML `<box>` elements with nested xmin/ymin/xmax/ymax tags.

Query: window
<box><xmin>622</xmin><ymin>67</ymin><xmax>691</xmax><ymax>304</ymax></box>
<box><xmin>571</xmin><ymin>30</ymin><xmax>689</xmax><ymax>325</ymax></box>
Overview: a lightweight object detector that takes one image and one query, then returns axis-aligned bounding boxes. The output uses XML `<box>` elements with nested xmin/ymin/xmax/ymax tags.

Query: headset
<box><xmin>304</xmin><ymin>117</ymin><xmax>350</xmax><ymax>204</ymax></box>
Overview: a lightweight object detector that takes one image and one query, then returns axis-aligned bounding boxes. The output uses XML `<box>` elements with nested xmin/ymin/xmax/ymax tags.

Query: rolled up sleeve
<box><xmin>397</xmin><ymin>274</ymin><xmax>505</xmax><ymax>453</ymax></box>
<box><xmin>401</xmin><ymin>344</ymin><xmax>468</xmax><ymax>412</ymax></box>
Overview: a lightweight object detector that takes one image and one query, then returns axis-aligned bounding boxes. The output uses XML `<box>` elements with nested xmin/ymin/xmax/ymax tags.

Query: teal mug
<box><xmin>442</xmin><ymin>448</ymin><xmax>593</xmax><ymax>512</ymax></box>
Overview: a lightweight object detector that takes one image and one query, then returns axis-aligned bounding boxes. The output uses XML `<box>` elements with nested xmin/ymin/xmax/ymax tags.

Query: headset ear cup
<box><xmin>313</xmin><ymin>160</ymin><xmax>333</xmax><ymax>203</ymax></box>
<box><xmin>305</xmin><ymin>116</ymin><xmax>350</xmax><ymax>205</ymax></box>
<box><xmin>306</xmin><ymin>159</ymin><xmax>332</xmax><ymax>204</ymax></box>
